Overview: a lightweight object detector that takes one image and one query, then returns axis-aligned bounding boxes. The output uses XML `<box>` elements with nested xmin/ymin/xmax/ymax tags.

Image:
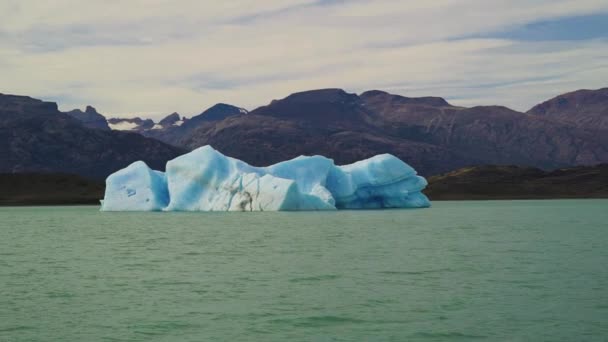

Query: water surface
<box><xmin>1</xmin><ymin>200</ymin><xmax>607</xmax><ymax>341</ymax></box>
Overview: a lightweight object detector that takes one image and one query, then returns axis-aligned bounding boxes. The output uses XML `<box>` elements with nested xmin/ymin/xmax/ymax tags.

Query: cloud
<box><xmin>476</xmin><ymin>13</ymin><xmax>608</xmax><ymax>41</ymax></box>
<box><xmin>0</xmin><ymin>0</ymin><xmax>607</xmax><ymax>119</ymax></box>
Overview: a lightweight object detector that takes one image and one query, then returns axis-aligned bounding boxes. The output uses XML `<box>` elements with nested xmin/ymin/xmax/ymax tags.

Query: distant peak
<box><xmin>564</xmin><ymin>87</ymin><xmax>608</xmax><ymax>96</ymax></box>
<box><xmin>159</xmin><ymin>112</ymin><xmax>182</xmax><ymax>126</ymax></box>
<box><xmin>85</xmin><ymin>105</ymin><xmax>98</xmax><ymax>114</ymax></box>
<box><xmin>183</xmin><ymin>103</ymin><xmax>246</xmax><ymax>125</ymax></box>
<box><xmin>207</xmin><ymin>103</ymin><xmax>237</xmax><ymax>110</ymax></box>
<box><xmin>163</xmin><ymin>112</ymin><xmax>181</xmax><ymax>119</ymax></box>
<box><xmin>283</xmin><ymin>88</ymin><xmax>356</xmax><ymax>103</ymax></box>
<box><xmin>360</xmin><ymin>89</ymin><xmax>451</xmax><ymax>107</ymax></box>
<box><xmin>292</xmin><ymin>88</ymin><xmax>348</xmax><ymax>95</ymax></box>
<box><xmin>63</xmin><ymin>104</ymin><xmax>109</xmax><ymax>130</ymax></box>
<box><xmin>526</xmin><ymin>86</ymin><xmax>608</xmax><ymax>129</ymax></box>
<box><xmin>0</xmin><ymin>93</ymin><xmax>59</xmax><ymax>112</ymax></box>
<box><xmin>200</xmin><ymin>103</ymin><xmax>246</xmax><ymax>116</ymax></box>
<box><xmin>360</xmin><ymin>90</ymin><xmax>389</xmax><ymax>97</ymax></box>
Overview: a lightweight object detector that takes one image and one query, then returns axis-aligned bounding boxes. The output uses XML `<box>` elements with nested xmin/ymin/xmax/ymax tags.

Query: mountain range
<box><xmin>0</xmin><ymin>94</ymin><xmax>184</xmax><ymax>179</ymax></box>
<box><xmin>1</xmin><ymin>87</ymin><xmax>607</xmax><ymax>179</ymax></box>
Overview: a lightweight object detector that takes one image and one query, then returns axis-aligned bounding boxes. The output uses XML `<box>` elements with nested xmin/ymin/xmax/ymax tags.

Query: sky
<box><xmin>1</xmin><ymin>0</ymin><xmax>607</xmax><ymax>120</ymax></box>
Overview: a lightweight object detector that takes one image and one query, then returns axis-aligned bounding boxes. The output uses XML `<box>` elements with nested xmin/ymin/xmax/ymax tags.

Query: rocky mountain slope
<box><xmin>527</xmin><ymin>87</ymin><xmax>608</xmax><ymax>130</ymax></box>
<box><xmin>3</xmin><ymin>87</ymin><xmax>607</xmax><ymax>179</ymax></box>
<box><xmin>143</xmin><ymin>103</ymin><xmax>247</xmax><ymax>146</ymax></box>
<box><xmin>91</xmin><ymin>103</ymin><xmax>248</xmax><ymax>146</ymax></box>
<box><xmin>64</xmin><ymin>105</ymin><xmax>110</xmax><ymax>130</ymax></box>
<box><xmin>179</xmin><ymin>88</ymin><xmax>608</xmax><ymax>176</ymax></box>
<box><xmin>0</xmin><ymin>93</ymin><xmax>184</xmax><ymax>179</ymax></box>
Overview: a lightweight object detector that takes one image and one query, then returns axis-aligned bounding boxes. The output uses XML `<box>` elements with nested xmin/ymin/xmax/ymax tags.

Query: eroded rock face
<box><xmin>0</xmin><ymin>93</ymin><xmax>185</xmax><ymax>179</ymax></box>
<box><xmin>64</xmin><ymin>105</ymin><xmax>110</xmax><ymax>130</ymax></box>
<box><xmin>158</xmin><ymin>112</ymin><xmax>181</xmax><ymax>127</ymax></box>
<box><xmin>107</xmin><ymin>104</ymin><xmax>248</xmax><ymax>147</ymax></box>
<box><xmin>527</xmin><ymin>87</ymin><xmax>608</xmax><ymax>130</ymax></box>
<box><xmin>4</xmin><ymin>87</ymin><xmax>608</xmax><ymax>181</ymax></box>
<box><xmin>178</xmin><ymin>88</ymin><xmax>608</xmax><ymax>176</ymax></box>
<box><xmin>100</xmin><ymin>145</ymin><xmax>430</xmax><ymax>211</ymax></box>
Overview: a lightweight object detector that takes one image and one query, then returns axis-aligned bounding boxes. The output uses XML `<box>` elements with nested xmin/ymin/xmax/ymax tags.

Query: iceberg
<box><xmin>100</xmin><ymin>146</ymin><xmax>430</xmax><ymax>211</ymax></box>
<box><xmin>100</xmin><ymin>161</ymin><xmax>169</xmax><ymax>211</ymax></box>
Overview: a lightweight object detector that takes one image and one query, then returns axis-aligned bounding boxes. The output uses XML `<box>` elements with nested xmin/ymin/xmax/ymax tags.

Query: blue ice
<box><xmin>100</xmin><ymin>146</ymin><xmax>430</xmax><ymax>211</ymax></box>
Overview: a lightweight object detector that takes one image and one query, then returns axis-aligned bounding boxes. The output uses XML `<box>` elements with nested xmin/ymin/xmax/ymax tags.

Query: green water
<box><xmin>1</xmin><ymin>200</ymin><xmax>607</xmax><ymax>341</ymax></box>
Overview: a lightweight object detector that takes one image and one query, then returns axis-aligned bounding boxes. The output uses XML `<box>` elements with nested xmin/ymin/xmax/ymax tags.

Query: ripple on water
<box><xmin>130</xmin><ymin>321</ymin><xmax>199</xmax><ymax>337</ymax></box>
<box><xmin>288</xmin><ymin>274</ymin><xmax>341</xmax><ymax>282</ymax></box>
<box><xmin>410</xmin><ymin>331</ymin><xmax>488</xmax><ymax>340</ymax></box>
<box><xmin>378</xmin><ymin>268</ymin><xmax>453</xmax><ymax>275</ymax></box>
<box><xmin>0</xmin><ymin>325</ymin><xmax>34</xmax><ymax>333</ymax></box>
<box><xmin>269</xmin><ymin>315</ymin><xmax>366</xmax><ymax>328</ymax></box>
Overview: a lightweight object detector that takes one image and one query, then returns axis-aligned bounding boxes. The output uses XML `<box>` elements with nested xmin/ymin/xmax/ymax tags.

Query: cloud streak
<box><xmin>0</xmin><ymin>0</ymin><xmax>607</xmax><ymax>119</ymax></box>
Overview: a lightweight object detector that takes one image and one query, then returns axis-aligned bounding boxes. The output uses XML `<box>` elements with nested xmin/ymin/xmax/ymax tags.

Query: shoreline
<box><xmin>2</xmin><ymin>164</ymin><xmax>606</xmax><ymax>207</ymax></box>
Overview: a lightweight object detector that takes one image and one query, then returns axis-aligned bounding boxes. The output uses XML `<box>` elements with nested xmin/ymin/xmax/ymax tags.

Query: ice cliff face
<box><xmin>100</xmin><ymin>146</ymin><xmax>430</xmax><ymax>211</ymax></box>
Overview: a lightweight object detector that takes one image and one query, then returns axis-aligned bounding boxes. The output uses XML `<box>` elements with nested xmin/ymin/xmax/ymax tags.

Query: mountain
<box><xmin>178</xmin><ymin>88</ymin><xmax>608</xmax><ymax>176</ymax></box>
<box><xmin>527</xmin><ymin>88</ymin><xmax>608</xmax><ymax>130</ymax></box>
<box><xmin>185</xmin><ymin>103</ymin><xmax>247</xmax><ymax>125</ymax></box>
<box><xmin>359</xmin><ymin>90</ymin><xmax>607</xmax><ymax>170</ymax></box>
<box><xmin>3</xmin><ymin>87</ymin><xmax>607</xmax><ymax>179</ymax></box>
<box><xmin>158</xmin><ymin>112</ymin><xmax>182</xmax><ymax>127</ymax></box>
<box><xmin>64</xmin><ymin>105</ymin><xmax>110</xmax><ymax>130</ymax></box>
<box><xmin>103</xmin><ymin>103</ymin><xmax>247</xmax><ymax>146</ymax></box>
<box><xmin>0</xmin><ymin>93</ymin><xmax>184</xmax><ymax>179</ymax></box>
<box><xmin>425</xmin><ymin>164</ymin><xmax>608</xmax><ymax>200</ymax></box>
<box><xmin>139</xmin><ymin>103</ymin><xmax>247</xmax><ymax>146</ymax></box>
<box><xmin>179</xmin><ymin>90</ymin><xmax>471</xmax><ymax>175</ymax></box>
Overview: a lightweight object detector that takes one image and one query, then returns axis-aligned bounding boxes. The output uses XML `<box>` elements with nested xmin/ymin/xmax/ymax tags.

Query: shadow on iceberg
<box><xmin>100</xmin><ymin>146</ymin><xmax>430</xmax><ymax>211</ymax></box>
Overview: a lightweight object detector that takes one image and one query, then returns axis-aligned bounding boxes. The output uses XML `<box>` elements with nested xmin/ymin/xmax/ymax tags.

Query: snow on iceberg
<box><xmin>100</xmin><ymin>145</ymin><xmax>430</xmax><ymax>211</ymax></box>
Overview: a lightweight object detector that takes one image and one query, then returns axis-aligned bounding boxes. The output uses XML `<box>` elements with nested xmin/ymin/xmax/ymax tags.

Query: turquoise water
<box><xmin>1</xmin><ymin>200</ymin><xmax>607</xmax><ymax>341</ymax></box>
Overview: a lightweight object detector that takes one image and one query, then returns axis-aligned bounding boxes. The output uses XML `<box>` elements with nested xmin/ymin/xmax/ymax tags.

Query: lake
<box><xmin>1</xmin><ymin>200</ymin><xmax>607</xmax><ymax>341</ymax></box>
